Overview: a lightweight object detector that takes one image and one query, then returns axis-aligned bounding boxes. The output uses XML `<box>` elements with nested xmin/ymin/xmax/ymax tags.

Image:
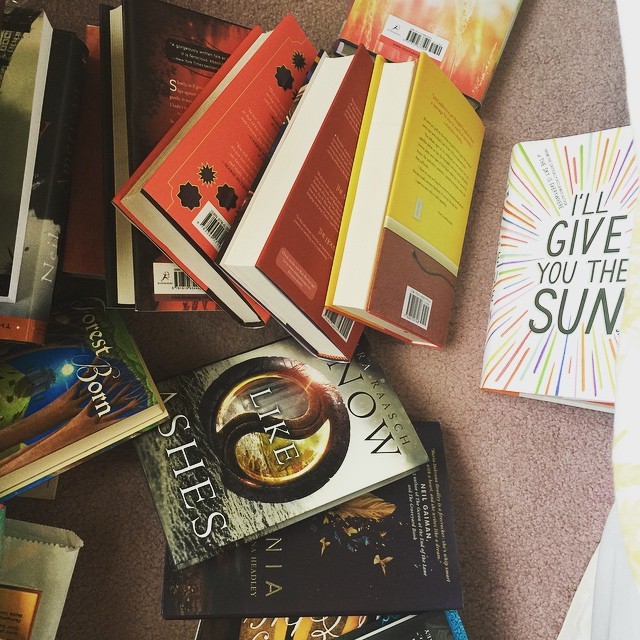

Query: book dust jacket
<box><xmin>135</xmin><ymin>337</ymin><xmax>429</xmax><ymax>569</ymax></box>
<box><xmin>162</xmin><ymin>421</ymin><xmax>462</xmax><ymax>618</ymax></box>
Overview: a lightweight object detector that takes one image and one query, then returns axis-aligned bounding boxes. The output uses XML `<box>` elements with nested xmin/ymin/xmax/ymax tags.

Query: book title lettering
<box><xmin>530</xmin><ymin>190</ymin><xmax>628</xmax><ymax>335</ymax></box>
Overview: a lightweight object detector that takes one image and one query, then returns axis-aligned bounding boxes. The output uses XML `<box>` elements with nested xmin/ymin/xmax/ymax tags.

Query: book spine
<box><xmin>28</xmin><ymin>31</ymin><xmax>87</xmax><ymax>328</ymax></box>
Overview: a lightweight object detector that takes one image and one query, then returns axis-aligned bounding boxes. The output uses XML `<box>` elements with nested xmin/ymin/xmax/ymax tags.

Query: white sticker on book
<box><xmin>193</xmin><ymin>201</ymin><xmax>231</xmax><ymax>251</ymax></box>
<box><xmin>153</xmin><ymin>262</ymin><xmax>201</xmax><ymax>295</ymax></box>
<box><xmin>401</xmin><ymin>286</ymin><xmax>432</xmax><ymax>329</ymax></box>
<box><xmin>381</xmin><ymin>15</ymin><xmax>449</xmax><ymax>62</ymax></box>
<box><xmin>322</xmin><ymin>308</ymin><xmax>354</xmax><ymax>342</ymax></box>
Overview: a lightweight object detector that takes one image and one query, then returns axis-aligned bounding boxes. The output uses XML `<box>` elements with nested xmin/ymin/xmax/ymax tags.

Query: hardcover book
<box><xmin>162</xmin><ymin>421</ymin><xmax>461</xmax><ymax>618</ymax></box>
<box><xmin>326</xmin><ymin>53</ymin><xmax>484</xmax><ymax>347</ymax></box>
<box><xmin>194</xmin><ymin>617</ymin><xmax>376</xmax><ymax>640</ymax></box>
<box><xmin>335</xmin><ymin>0</ymin><xmax>523</xmax><ymax>108</ymax></box>
<box><xmin>481</xmin><ymin>126</ymin><xmax>638</xmax><ymax>411</ymax></box>
<box><xmin>122</xmin><ymin>0</ymin><xmax>251</xmax><ymax>313</ymax></box>
<box><xmin>0</xmin><ymin>297</ymin><xmax>168</xmax><ymax>500</ymax></box>
<box><xmin>0</xmin><ymin>518</ymin><xmax>83</xmax><ymax>640</ymax></box>
<box><xmin>0</xmin><ymin>29</ymin><xmax>87</xmax><ymax>345</ymax></box>
<box><xmin>114</xmin><ymin>14</ymin><xmax>317</xmax><ymax>326</ymax></box>
<box><xmin>62</xmin><ymin>24</ymin><xmax>106</xmax><ymax>280</ymax></box>
<box><xmin>219</xmin><ymin>48</ymin><xmax>372</xmax><ymax>361</ymax></box>
<box><xmin>340</xmin><ymin>611</ymin><xmax>468</xmax><ymax>640</ymax></box>
<box><xmin>135</xmin><ymin>336</ymin><xmax>429</xmax><ymax>569</ymax></box>
<box><xmin>0</xmin><ymin>9</ymin><xmax>52</xmax><ymax>304</ymax></box>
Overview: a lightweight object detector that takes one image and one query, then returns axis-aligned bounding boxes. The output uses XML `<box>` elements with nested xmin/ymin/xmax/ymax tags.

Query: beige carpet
<box><xmin>8</xmin><ymin>0</ymin><xmax>627</xmax><ymax>638</ymax></box>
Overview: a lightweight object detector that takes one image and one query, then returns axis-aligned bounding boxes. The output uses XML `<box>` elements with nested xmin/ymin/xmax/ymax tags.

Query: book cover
<box><xmin>62</xmin><ymin>24</ymin><xmax>106</xmax><ymax>280</ymax></box>
<box><xmin>481</xmin><ymin>126</ymin><xmax>638</xmax><ymax>410</ymax></box>
<box><xmin>335</xmin><ymin>0</ymin><xmax>523</xmax><ymax>107</ymax></box>
<box><xmin>340</xmin><ymin>611</ymin><xmax>468</xmax><ymax>640</ymax></box>
<box><xmin>135</xmin><ymin>336</ymin><xmax>428</xmax><ymax>569</ymax></box>
<box><xmin>0</xmin><ymin>519</ymin><xmax>83</xmax><ymax>640</ymax></box>
<box><xmin>327</xmin><ymin>53</ymin><xmax>484</xmax><ymax>346</ymax></box>
<box><xmin>0</xmin><ymin>9</ymin><xmax>52</xmax><ymax>304</ymax></box>
<box><xmin>221</xmin><ymin>48</ymin><xmax>371</xmax><ymax>361</ymax></box>
<box><xmin>194</xmin><ymin>617</ymin><xmax>376</xmax><ymax>640</ymax></box>
<box><xmin>123</xmin><ymin>0</ymin><xmax>251</xmax><ymax>313</ymax></box>
<box><xmin>115</xmin><ymin>14</ymin><xmax>316</xmax><ymax>326</ymax></box>
<box><xmin>0</xmin><ymin>297</ymin><xmax>168</xmax><ymax>500</ymax></box>
<box><xmin>162</xmin><ymin>421</ymin><xmax>461</xmax><ymax>618</ymax></box>
<box><xmin>0</xmin><ymin>29</ymin><xmax>87</xmax><ymax>346</ymax></box>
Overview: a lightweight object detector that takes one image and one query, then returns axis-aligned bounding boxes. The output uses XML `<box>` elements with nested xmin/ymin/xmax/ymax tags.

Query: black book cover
<box><xmin>162</xmin><ymin>420</ymin><xmax>461</xmax><ymax>617</ymax></box>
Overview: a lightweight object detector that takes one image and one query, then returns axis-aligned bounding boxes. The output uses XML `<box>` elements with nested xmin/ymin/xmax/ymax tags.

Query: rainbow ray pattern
<box><xmin>482</xmin><ymin>127</ymin><xmax>638</xmax><ymax>404</ymax></box>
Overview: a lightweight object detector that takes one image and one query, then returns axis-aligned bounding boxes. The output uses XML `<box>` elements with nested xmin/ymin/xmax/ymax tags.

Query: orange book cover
<box><xmin>140</xmin><ymin>14</ymin><xmax>316</xmax><ymax>265</ymax></box>
<box><xmin>336</xmin><ymin>0</ymin><xmax>522</xmax><ymax>107</ymax></box>
<box><xmin>256</xmin><ymin>47</ymin><xmax>374</xmax><ymax>360</ymax></box>
<box><xmin>62</xmin><ymin>25</ymin><xmax>104</xmax><ymax>279</ymax></box>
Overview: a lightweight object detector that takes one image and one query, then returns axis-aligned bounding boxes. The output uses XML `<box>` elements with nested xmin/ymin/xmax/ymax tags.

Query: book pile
<box><xmin>0</xmin><ymin>0</ymin><xmax>536</xmax><ymax>637</ymax></box>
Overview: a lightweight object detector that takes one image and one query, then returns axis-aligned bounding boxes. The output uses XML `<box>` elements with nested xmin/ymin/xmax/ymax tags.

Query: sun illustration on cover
<box><xmin>482</xmin><ymin>127</ymin><xmax>638</xmax><ymax>404</ymax></box>
<box><xmin>292</xmin><ymin>50</ymin><xmax>306</xmax><ymax>70</ymax></box>
<box><xmin>274</xmin><ymin>64</ymin><xmax>294</xmax><ymax>91</ymax></box>
<box><xmin>198</xmin><ymin>164</ymin><xmax>217</xmax><ymax>185</ymax></box>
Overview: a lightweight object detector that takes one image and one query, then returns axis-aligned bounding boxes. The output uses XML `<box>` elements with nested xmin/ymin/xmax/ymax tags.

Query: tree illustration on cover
<box><xmin>482</xmin><ymin>127</ymin><xmax>638</xmax><ymax>403</ymax></box>
<box><xmin>0</xmin><ymin>299</ymin><xmax>155</xmax><ymax>473</ymax></box>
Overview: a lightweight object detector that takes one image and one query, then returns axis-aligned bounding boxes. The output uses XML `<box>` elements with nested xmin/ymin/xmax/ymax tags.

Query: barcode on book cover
<box><xmin>401</xmin><ymin>286</ymin><xmax>432</xmax><ymax>329</ymax></box>
<box><xmin>193</xmin><ymin>201</ymin><xmax>231</xmax><ymax>251</ymax></box>
<box><xmin>322</xmin><ymin>308</ymin><xmax>354</xmax><ymax>342</ymax></box>
<box><xmin>381</xmin><ymin>15</ymin><xmax>448</xmax><ymax>62</ymax></box>
<box><xmin>153</xmin><ymin>262</ymin><xmax>202</xmax><ymax>295</ymax></box>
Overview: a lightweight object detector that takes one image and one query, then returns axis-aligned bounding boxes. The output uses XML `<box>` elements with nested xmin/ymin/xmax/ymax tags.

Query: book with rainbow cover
<box><xmin>481</xmin><ymin>126</ymin><xmax>638</xmax><ymax>411</ymax></box>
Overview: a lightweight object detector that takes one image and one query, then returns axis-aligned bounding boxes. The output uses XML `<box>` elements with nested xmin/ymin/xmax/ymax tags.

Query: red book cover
<box><xmin>62</xmin><ymin>24</ymin><xmax>105</xmax><ymax>279</ymax></box>
<box><xmin>122</xmin><ymin>0</ymin><xmax>251</xmax><ymax>312</ymax></box>
<box><xmin>255</xmin><ymin>48</ymin><xmax>373</xmax><ymax>360</ymax></box>
<box><xmin>140</xmin><ymin>14</ymin><xmax>316</xmax><ymax>267</ymax></box>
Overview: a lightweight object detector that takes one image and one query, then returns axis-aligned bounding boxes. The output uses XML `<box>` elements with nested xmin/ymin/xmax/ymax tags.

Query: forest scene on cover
<box><xmin>0</xmin><ymin>298</ymin><xmax>157</xmax><ymax>475</ymax></box>
<box><xmin>482</xmin><ymin>127</ymin><xmax>638</xmax><ymax>403</ymax></box>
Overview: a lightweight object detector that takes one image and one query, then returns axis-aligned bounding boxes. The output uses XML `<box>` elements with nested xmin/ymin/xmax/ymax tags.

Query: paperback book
<box><xmin>340</xmin><ymin>611</ymin><xmax>468</xmax><ymax>640</ymax></box>
<box><xmin>481</xmin><ymin>126</ymin><xmax>638</xmax><ymax>411</ymax></box>
<box><xmin>162</xmin><ymin>421</ymin><xmax>461</xmax><ymax>618</ymax></box>
<box><xmin>135</xmin><ymin>336</ymin><xmax>429</xmax><ymax>569</ymax></box>
<box><xmin>335</xmin><ymin>0</ymin><xmax>523</xmax><ymax>107</ymax></box>
<box><xmin>0</xmin><ymin>297</ymin><xmax>168</xmax><ymax>500</ymax></box>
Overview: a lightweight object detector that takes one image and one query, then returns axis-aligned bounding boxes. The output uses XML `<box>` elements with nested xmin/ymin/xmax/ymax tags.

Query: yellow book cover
<box><xmin>384</xmin><ymin>52</ymin><xmax>484</xmax><ymax>277</ymax></box>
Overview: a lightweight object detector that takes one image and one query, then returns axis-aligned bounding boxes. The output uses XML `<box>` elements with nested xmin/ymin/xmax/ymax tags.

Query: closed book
<box><xmin>220</xmin><ymin>48</ymin><xmax>372</xmax><ymax>361</ymax></box>
<box><xmin>0</xmin><ymin>29</ymin><xmax>88</xmax><ymax>346</ymax></box>
<box><xmin>0</xmin><ymin>10</ymin><xmax>52</xmax><ymax>304</ymax></box>
<box><xmin>0</xmin><ymin>297</ymin><xmax>168</xmax><ymax>500</ymax></box>
<box><xmin>162</xmin><ymin>421</ymin><xmax>462</xmax><ymax>618</ymax></box>
<box><xmin>114</xmin><ymin>14</ymin><xmax>317</xmax><ymax>326</ymax></box>
<box><xmin>327</xmin><ymin>53</ymin><xmax>484</xmax><ymax>347</ymax></box>
<box><xmin>135</xmin><ymin>336</ymin><xmax>428</xmax><ymax>569</ymax></box>
<box><xmin>122</xmin><ymin>0</ymin><xmax>251</xmax><ymax>313</ymax></box>
<box><xmin>335</xmin><ymin>0</ymin><xmax>523</xmax><ymax>108</ymax></box>
<box><xmin>481</xmin><ymin>126</ymin><xmax>638</xmax><ymax>411</ymax></box>
<box><xmin>62</xmin><ymin>24</ymin><xmax>106</xmax><ymax>280</ymax></box>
